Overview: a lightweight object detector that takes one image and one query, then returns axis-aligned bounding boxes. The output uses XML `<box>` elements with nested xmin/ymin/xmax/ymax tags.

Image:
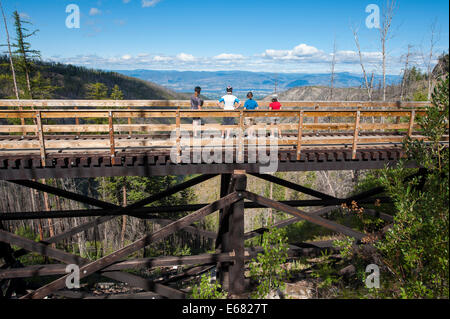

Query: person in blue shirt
<box><xmin>244</xmin><ymin>92</ymin><xmax>258</xmax><ymax>137</ymax></box>
<box><xmin>244</xmin><ymin>92</ymin><xmax>258</xmax><ymax>110</ymax></box>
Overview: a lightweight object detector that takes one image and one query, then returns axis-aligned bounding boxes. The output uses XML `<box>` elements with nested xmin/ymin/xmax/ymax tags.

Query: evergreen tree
<box><xmin>85</xmin><ymin>82</ymin><xmax>108</xmax><ymax>100</ymax></box>
<box><xmin>110</xmin><ymin>84</ymin><xmax>124</xmax><ymax>100</ymax></box>
<box><xmin>11</xmin><ymin>10</ymin><xmax>40</xmax><ymax>99</ymax></box>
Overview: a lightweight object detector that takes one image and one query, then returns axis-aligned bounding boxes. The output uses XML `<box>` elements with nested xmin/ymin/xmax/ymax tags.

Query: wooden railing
<box><xmin>0</xmin><ymin>99</ymin><xmax>431</xmax><ymax>109</ymax></box>
<box><xmin>0</xmin><ymin>100</ymin><xmax>447</xmax><ymax>165</ymax></box>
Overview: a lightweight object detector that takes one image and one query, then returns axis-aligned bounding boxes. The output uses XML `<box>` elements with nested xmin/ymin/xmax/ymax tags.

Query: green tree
<box><xmin>376</xmin><ymin>76</ymin><xmax>449</xmax><ymax>298</ymax></box>
<box><xmin>249</xmin><ymin>221</ymin><xmax>290</xmax><ymax>298</ymax></box>
<box><xmin>191</xmin><ymin>274</ymin><xmax>227</xmax><ymax>299</ymax></box>
<box><xmin>85</xmin><ymin>82</ymin><xmax>108</xmax><ymax>100</ymax></box>
<box><xmin>110</xmin><ymin>84</ymin><xmax>124</xmax><ymax>100</ymax></box>
<box><xmin>11</xmin><ymin>10</ymin><xmax>40</xmax><ymax>99</ymax></box>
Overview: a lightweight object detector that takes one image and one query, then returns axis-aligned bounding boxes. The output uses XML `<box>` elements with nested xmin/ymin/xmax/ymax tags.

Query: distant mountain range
<box><xmin>114</xmin><ymin>69</ymin><xmax>402</xmax><ymax>99</ymax></box>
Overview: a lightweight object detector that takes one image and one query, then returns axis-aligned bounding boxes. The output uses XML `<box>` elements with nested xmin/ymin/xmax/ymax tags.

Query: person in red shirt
<box><xmin>269</xmin><ymin>95</ymin><xmax>282</xmax><ymax>137</ymax></box>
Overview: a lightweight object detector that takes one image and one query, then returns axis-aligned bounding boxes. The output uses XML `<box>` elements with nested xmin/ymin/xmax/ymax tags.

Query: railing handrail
<box><xmin>0</xmin><ymin>99</ymin><xmax>431</xmax><ymax>109</ymax></box>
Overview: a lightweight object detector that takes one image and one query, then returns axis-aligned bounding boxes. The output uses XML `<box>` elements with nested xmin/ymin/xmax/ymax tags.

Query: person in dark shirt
<box><xmin>269</xmin><ymin>94</ymin><xmax>282</xmax><ymax>137</ymax></box>
<box><xmin>190</xmin><ymin>86</ymin><xmax>204</xmax><ymax>137</ymax></box>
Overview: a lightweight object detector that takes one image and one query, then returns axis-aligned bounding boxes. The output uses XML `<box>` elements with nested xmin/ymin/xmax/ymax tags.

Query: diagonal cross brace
<box><xmin>20</xmin><ymin>191</ymin><xmax>241</xmax><ymax>299</ymax></box>
<box><xmin>242</xmin><ymin>191</ymin><xmax>366</xmax><ymax>240</ymax></box>
<box><xmin>11</xmin><ymin>174</ymin><xmax>217</xmax><ymax>256</ymax></box>
<box><xmin>0</xmin><ymin>229</ymin><xmax>185</xmax><ymax>298</ymax></box>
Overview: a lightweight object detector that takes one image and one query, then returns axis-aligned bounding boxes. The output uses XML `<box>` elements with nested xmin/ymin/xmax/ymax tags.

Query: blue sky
<box><xmin>0</xmin><ymin>0</ymin><xmax>448</xmax><ymax>74</ymax></box>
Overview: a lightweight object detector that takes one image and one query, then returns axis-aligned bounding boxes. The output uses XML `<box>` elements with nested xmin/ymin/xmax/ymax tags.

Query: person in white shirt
<box><xmin>217</xmin><ymin>86</ymin><xmax>240</xmax><ymax>138</ymax></box>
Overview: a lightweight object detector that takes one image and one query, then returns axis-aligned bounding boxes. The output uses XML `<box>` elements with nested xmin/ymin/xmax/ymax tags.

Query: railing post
<box><xmin>74</xmin><ymin>106</ymin><xmax>79</xmax><ymax>125</ymax></box>
<box><xmin>35</xmin><ymin>110</ymin><xmax>46</xmax><ymax>166</ymax></box>
<box><xmin>108</xmin><ymin>111</ymin><xmax>119</xmax><ymax>165</ymax></box>
<box><xmin>128</xmin><ymin>106</ymin><xmax>132</xmax><ymax>136</ymax></box>
<box><xmin>408</xmin><ymin>110</ymin><xmax>416</xmax><ymax>138</ymax></box>
<box><xmin>238</xmin><ymin>110</ymin><xmax>244</xmax><ymax>163</ymax></box>
<box><xmin>296</xmin><ymin>110</ymin><xmax>304</xmax><ymax>160</ymax></box>
<box><xmin>176</xmin><ymin>108</ymin><xmax>181</xmax><ymax>163</ymax></box>
<box><xmin>352</xmin><ymin>110</ymin><xmax>361</xmax><ymax>160</ymax></box>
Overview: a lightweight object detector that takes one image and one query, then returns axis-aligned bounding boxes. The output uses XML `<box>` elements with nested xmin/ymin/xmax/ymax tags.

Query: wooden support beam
<box><xmin>20</xmin><ymin>191</ymin><xmax>241</xmax><ymax>299</ymax></box>
<box><xmin>296</xmin><ymin>110</ymin><xmax>304</xmax><ymax>160</ymax></box>
<box><xmin>227</xmin><ymin>173</ymin><xmax>246</xmax><ymax>294</ymax></box>
<box><xmin>352</xmin><ymin>110</ymin><xmax>361</xmax><ymax>160</ymax></box>
<box><xmin>10</xmin><ymin>174</ymin><xmax>218</xmax><ymax>258</ymax></box>
<box><xmin>408</xmin><ymin>110</ymin><xmax>416</xmax><ymax>138</ymax></box>
<box><xmin>0</xmin><ymin>197</ymin><xmax>392</xmax><ymax>221</ymax></box>
<box><xmin>176</xmin><ymin>108</ymin><xmax>181</xmax><ymax>163</ymax></box>
<box><xmin>250</xmin><ymin>173</ymin><xmax>337</xmax><ymax>200</ymax></box>
<box><xmin>35</xmin><ymin>111</ymin><xmax>46</xmax><ymax>166</ymax></box>
<box><xmin>242</xmin><ymin>191</ymin><xmax>366</xmax><ymax>240</ymax></box>
<box><xmin>244</xmin><ymin>206</ymin><xmax>339</xmax><ymax>240</ymax></box>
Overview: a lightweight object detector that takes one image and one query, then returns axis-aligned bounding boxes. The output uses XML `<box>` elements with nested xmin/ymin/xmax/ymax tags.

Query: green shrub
<box><xmin>248</xmin><ymin>221</ymin><xmax>290</xmax><ymax>298</ymax></box>
<box><xmin>191</xmin><ymin>274</ymin><xmax>227</xmax><ymax>299</ymax></box>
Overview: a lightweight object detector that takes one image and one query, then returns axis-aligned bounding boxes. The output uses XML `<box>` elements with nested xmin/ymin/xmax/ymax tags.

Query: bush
<box><xmin>191</xmin><ymin>274</ymin><xmax>227</xmax><ymax>299</ymax></box>
<box><xmin>375</xmin><ymin>77</ymin><xmax>449</xmax><ymax>298</ymax></box>
<box><xmin>248</xmin><ymin>221</ymin><xmax>290</xmax><ymax>298</ymax></box>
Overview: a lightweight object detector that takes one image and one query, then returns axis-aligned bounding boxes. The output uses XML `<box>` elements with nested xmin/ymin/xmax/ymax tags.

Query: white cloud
<box><xmin>89</xmin><ymin>8</ymin><xmax>102</xmax><ymax>16</ymax></box>
<box><xmin>176</xmin><ymin>53</ymin><xmax>195</xmax><ymax>62</ymax></box>
<box><xmin>213</xmin><ymin>53</ymin><xmax>245</xmax><ymax>60</ymax></box>
<box><xmin>153</xmin><ymin>55</ymin><xmax>173</xmax><ymax>62</ymax></box>
<box><xmin>122</xmin><ymin>54</ymin><xmax>132</xmax><ymax>60</ymax></box>
<box><xmin>142</xmin><ymin>0</ymin><xmax>162</xmax><ymax>7</ymax></box>
<box><xmin>262</xmin><ymin>43</ymin><xmax>328</xmax><ymax>61</ymax></box>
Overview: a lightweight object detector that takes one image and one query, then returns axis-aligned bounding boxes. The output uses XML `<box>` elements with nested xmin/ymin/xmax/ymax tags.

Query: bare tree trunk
<box><xmin>120</xmin><ymin>185</ymin><xmax>127</xmax><ymax>247</ymax></box>
<box><xmin>0</xmin><ymin>1</ymin><xmax>24</xmax><ymax>124</ymax></box>
<box><xmin>41</xmin><ymin>179</ymin><xmax>55</xmax><ymax>248</ymax></box>
<box><xmin>329</xmin><ymin>36</ymin><xmax>337</xmax><ymax>101</ymax></box>
<box><xmin>380</xmin><ymin>0</ymin><xmax>396</xmax><ymax>102</ymax></box>
<box><xmin>0</xmin><ymin>1</ymin><xmax>20</xmax><ymax>101</ymax></box>
<box><xmin>424</xmin><ymin>20</ymin><xmax>439</xmax><ymax>101</ymax></box>
<box><xmin>352</xmin><ymin>26</ymin><xmax>373</xmax><ymax>101</ymax></box>
<box><xmin>400</xmin><ymin>45</ymin><xmax>412</xmax><ymax>101</ymax></box>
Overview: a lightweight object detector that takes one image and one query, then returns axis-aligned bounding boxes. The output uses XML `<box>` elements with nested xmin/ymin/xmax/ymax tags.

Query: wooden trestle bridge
<box><xmin>0</xmin><ymin>99</ymin><xmax>446</xmax><ymax>299</ymax></box>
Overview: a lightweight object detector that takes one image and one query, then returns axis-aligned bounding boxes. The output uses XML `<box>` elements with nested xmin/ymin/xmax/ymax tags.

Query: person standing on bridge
<box><xmin>244</xmin><ymin>92</ymin><xmax>258</xmax><ymax>137</ymax></box>
<box><xmin>269</xmin><ymin>94</ymin><xmax>282</xmax><ymax>138</ymax></box>
<box><xmin>191</xmin><ymin>86</ymin><xmax>204</xmax><ymax>137</ymax></box>
<box><xmin>217</xmin><ymin>86</ymin><xmax>240</xmax><ymax>138</ymax></box>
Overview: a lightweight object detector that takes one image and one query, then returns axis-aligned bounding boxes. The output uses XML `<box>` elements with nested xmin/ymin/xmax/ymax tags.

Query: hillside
<box><xmin>0</xmin><ymin>56</ymin><xmax>189</xmax><ymax>100</ymax></box>
<box><xmin>264</xmin><ymin>85</ymin><xmax>407</xmax><ymax>101</ymax></box>
<box><xmin>115</xmin><ymin>69</ymin><xmax>402</xmax><ymax>99</ymax></box>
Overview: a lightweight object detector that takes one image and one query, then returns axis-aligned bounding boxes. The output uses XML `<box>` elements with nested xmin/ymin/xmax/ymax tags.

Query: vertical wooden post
<box><xmin>19</xmin><ymin>105</ymin><xmax>25</xmax><ymax>126</ymax></box>
<box><xmin>127</xmin><ymin>106</ymin><xmax>132</xmax><ymax>136</ymax></box>
<box><xmin>296</xmin><ymin>110</ymin><xmax>304</xmax><ymax>160</ymax></box>
<box><xmin>238</xmin><ymin>110</ymin><xmax>244</xmax><ymax>162</ymax></box>
<box><xmin>74</xmin><ymin>106</ymin><xmax>79</xmax><ymax>125</ymax></box>
<box><xmin>108</xmin><ymin>111</ymin><xmax>119</xmax><ymax>165</ymax></box>
<box><xmin>216</xmin><ymin>173</ymin><xmax>247</xmax><ymax>294</ymax></box>
<box><xmin>35</xmin><ymin>111</ymin><xmax>46</xmax><ymax>166</ymax></box>
<box><xmin>408</xmin><ymin>110</ymin><xmax>416</xmax><ymax>138</ymax></box>
<box><xmin>176</xmin><ymin>108</ymin><xmax>181</xmax><ymax>163</ymax></box>
<box><xmin>352</xmin><ymin>110</ymin><xmax>361</xmax><ymax>160</ymax></box>
<box><xmin>314</xmin><ymin>105</ymin><xmax>319</xmax><ymax>124</ymax></box>
<box><xmin>228</xmin><ymin>172</ymin><xmax>246</xmax><ymax>294</ymax></box>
